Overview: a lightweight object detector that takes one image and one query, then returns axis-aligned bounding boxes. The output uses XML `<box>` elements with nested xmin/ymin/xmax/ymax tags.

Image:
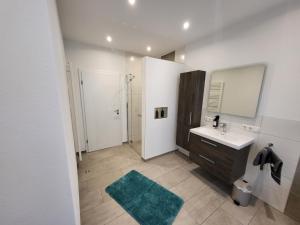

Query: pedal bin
<box><xmin>231</xmin><ymin>179</ymin><xmax>252</xmax><ymax>207</ymax></box>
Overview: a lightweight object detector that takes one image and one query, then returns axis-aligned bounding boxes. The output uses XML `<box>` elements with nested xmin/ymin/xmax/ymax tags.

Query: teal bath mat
<box><xmin>105</xmin><ymin>170</ymin><xmax>184</xmax><ymax>225</ymax></box>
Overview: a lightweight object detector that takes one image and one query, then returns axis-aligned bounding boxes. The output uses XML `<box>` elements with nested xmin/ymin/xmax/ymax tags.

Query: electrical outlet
<box><xmin>205</xmin><ymin>116</ymin><xmax>213</xmax><ymax>122</ymax></box>
<box><xmin>242</xmin><ymin>124</ymin><xmax>260</xmax><ymax>133</ymax></box>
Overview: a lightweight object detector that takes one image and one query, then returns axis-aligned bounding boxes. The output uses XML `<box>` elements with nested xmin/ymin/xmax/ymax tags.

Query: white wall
<box><xmin>64</xmin><ymin>40</ymin><xmax>142</xmax><ymax>151</ymax></box>
<box><xmin>0</xmin><ymin>1</ymin><xmax>79</xmax><ymax>225</ymax></box>
<box><xmin>142</xmin><ymin>57</ymin><xmax>185</xmax><ymax>159</ymax></box>
<box><xmin>182</xmin><ymin>3</ymin><xmax>300</xmax><ymax>212</ymax></box>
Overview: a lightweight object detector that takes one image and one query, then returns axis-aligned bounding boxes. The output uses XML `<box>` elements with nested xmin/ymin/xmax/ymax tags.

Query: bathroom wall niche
<box><xmin>207</xmin><ymin>64</ymin><xmax>266</xmax><ymax>118</ymax></box>
<box><xmin>154</xmin><ymin>107</ymin><xmax>168</xmax><ymax>119</ymax></box>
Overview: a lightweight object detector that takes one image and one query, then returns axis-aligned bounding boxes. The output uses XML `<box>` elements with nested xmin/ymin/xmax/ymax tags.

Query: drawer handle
<box><xmin>201</xmin><ymin>139</ymin><xmax>218</xmax><ymax>148</ymax></box>
<box><xmin>198</xmin><ymin>154</ymin><xmax>215</xmax><ymax>164</ymax></box>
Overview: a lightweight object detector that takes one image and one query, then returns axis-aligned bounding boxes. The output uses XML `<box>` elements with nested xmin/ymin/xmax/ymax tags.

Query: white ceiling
<box><xmin>57</xmin><ymin>0</ymin><xmax>292</xmax><ymax>57</ymax></box>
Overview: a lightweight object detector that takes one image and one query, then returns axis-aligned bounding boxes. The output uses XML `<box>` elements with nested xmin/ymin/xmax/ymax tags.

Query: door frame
<box><xmin>66</xmin><ymin>62</ymin><xmax>82</xmax><ymax>160</ymax></box>
<box><xmin>78</xmin><ymin>69</ymin><xmax>89</xmax><ymax>152</ymax></box>
<box><xmin>78</xmin><ymin>68</ymin><xmax>123</xmax><ymax>152</ymax></box>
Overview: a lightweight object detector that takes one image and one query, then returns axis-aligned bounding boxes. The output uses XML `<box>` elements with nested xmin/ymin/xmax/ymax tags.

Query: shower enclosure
<box><xmin>126</xmin><ymin>73</ymin><xmax>142</xmax><ymax>155</ymax></box>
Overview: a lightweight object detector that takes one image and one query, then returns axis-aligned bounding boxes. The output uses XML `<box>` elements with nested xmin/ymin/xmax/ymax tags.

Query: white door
<box><xmin>81</xmin><ymin>70</ymin><xmax>122</xmax><ymax>152</ymax></box>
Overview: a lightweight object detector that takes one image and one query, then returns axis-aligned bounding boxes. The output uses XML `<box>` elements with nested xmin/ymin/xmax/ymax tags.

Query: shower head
<box><xmin>126</xmin><ymin>74</ymin><xmax>135</xmax><ymax>82</ymax></box>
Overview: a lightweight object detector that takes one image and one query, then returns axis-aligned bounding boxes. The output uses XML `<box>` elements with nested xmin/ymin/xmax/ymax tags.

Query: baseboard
<box><xmin>177</xmin><ymin>146</ymin><xmax>189</xmax><ymax>156</ymax></box>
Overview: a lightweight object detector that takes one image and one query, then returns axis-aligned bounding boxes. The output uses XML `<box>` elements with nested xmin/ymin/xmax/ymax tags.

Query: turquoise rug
<box><xmin>105</xmin><ymin>170</ymin><xmax>184</xmax><ymax>225</ymax></box>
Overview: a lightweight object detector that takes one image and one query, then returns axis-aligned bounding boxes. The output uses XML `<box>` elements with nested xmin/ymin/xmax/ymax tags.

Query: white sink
<box><xmin>190</xmin><ymin>126</ymin><xmax>255</xmax><ymax>150</ymax></box>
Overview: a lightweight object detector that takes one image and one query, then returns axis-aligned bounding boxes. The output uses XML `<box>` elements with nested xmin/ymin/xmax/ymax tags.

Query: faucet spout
<box><xmin>219</xmin><ymin>122</ymin><xmax>227</xmax><ymax>135</ymax></box>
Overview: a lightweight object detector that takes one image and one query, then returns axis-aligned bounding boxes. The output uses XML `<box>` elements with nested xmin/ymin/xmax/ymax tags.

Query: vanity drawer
<box><xmin>189</xmin><ymin>151</ymin><xmax>216</xmax><ymax>173</ymax></box>
<box><xmin>188</xmin><ymin>133</ymin><xmax>250</xmax><ymax>183</ymax></box>
<box><xmin>190</xmin><ymin>152</ymin><xmax>231</xmax><ymax>182</ymax></box>
<box><xmin>189</xmin><ymin>133</ymin><xmax>235</xmax><ymax>168</ymax></box>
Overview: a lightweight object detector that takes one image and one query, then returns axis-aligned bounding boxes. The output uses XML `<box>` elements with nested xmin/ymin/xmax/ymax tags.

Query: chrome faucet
<box><xmin>219</xmin><ymin>122</ymin><xmax>227</xmax><ymax>135</ymax></box>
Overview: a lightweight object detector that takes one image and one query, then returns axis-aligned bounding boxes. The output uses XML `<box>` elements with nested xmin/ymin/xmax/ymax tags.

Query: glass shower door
<box><xmin>127</xmin><ymin>73</ymin><xmax>142</xmax><ymax>155</ymax></box>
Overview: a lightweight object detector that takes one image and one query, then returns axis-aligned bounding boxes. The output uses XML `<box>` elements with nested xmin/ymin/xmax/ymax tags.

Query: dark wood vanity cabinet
<box><xmin>189</xmin><ymin>133</ymin><xmax>250</xmax><ymax>184</ymax></box>
<box><xmin>176</xmin><ymin>71</ymin><xmax>206</xmax><ymax>149</ymax></box>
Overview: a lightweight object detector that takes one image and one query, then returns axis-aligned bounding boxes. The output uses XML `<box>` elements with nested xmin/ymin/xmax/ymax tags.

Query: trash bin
<box><xmin>232</xmin><ymin>179</ymin><xmax>252</xmax><ymax>207</ymax></box>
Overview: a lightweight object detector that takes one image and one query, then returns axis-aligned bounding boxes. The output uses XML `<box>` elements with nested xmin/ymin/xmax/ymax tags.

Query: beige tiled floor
<box><xmin>129</xmin><ymin>141</ymin><xmax>141</xmax><ymax>156</ymax></box>
<box><xmin>78</xmin><ymin>144</ymin><xmax>299</xmax><ymax>225</ymax></box>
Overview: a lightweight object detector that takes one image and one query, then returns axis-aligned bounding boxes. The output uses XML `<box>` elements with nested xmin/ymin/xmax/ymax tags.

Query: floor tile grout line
<box><xmin>154</xmin><ymin>166</ymin><xmax>192</xmax><ymax>185</ymax></box>
<box><xmin>79</xmin><ymin>159</ymin><xmax>142</xmax><ymax>183</ymax></box>
<box><xmin>103</xmin><ymin>210</ymin><xmax>126</xmax><ymax>225</ymax></box>
<box><xmin>198</xmin><ymin>198</ymin><xmax>227</xmax><ymax>225</ymax></box>
<box><xmin>247</xmin><ymin>209</ymin><xmax>258</xmax><ymax>225</ymax></box>
<box><xmin>246</xmin><ymin>212</ymin><xmax>256</xmax><ymax>225</ymax></box>
<box><xmin>246</xmin><ymin>202</ymin><xmax>264</xmax><ymax>225</ymax></box>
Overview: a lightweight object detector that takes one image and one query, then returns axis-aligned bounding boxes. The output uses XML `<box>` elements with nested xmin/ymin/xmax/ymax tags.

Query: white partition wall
<box><xmin>0</xmin><ymin>1</ymin><xmax>79</xmax><ymax>224</ymax></box>
<box><xmin>142</xmin><ymin>57</ymin><xmax>185</xmax><ymax>159</ymax></box>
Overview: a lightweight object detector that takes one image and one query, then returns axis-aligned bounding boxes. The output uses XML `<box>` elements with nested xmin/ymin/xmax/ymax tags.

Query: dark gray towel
<box><xmin>253</xmin><ymin>147</ymin><xmax>283</xmax><ymax>185</ymax></box>
<box><xmin>270</xmin><ymin>152</ymin><xmax>283</xmax><ymax>185</ymax></box>
<box><xmin>253</xmin><ymin>147</ymin><xmax>272</xmax><ymax>170</ymax></box>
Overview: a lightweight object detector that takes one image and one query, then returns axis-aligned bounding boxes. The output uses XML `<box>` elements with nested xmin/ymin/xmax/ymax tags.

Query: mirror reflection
<box><xmin>207</xmin><ymin>64</ymin><xmax>266</xmax><ymax>118</ymax></box>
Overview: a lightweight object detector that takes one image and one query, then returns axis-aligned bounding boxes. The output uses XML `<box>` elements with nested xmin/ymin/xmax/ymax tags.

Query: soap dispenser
<box><xmin>213</xmin><ymin>115</ymin><xmax>220</xmax><ymax>128</ymax></box>
<box><xmin>161</xmin><ymin>109</ymin><xmax>164</xmax><ymax>118</ymax></box>
<box><xmin>155</xmin><ymin>109</ymin><xmax>159</xmax><ymax>119</ymax></box>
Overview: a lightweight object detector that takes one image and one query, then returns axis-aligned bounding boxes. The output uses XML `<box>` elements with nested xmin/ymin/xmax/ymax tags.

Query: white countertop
<box><xmin>190</xmin><ymin>126</ymin><xmax>255</xmax><ymax>150</ymax></box>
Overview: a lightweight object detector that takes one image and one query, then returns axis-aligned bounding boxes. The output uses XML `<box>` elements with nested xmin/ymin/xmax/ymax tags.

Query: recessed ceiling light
<box><xmin>147</xmin><ymin>46</ymin><xmax>151</xmax><ymax>52</ymax></box>
<box><xmin>106</xmin><ymin>35</ymin><xmax>112</xmax><ymax>42</ymax></box>
<box><xmin>183</xmin><ymin>21</ymin><xmax>190</xmax><ymax>30</ymax></box>
<box><xmin>130</xmin><ymin>56</ymin><xmax>135</xmax><ymax>61</ymax></box>
<box><xmin>181</xmin><ymin>54</ymin><xmax>185</xmax><ymax>60</ymax></box>
<box><xmin>128</xmin><ymin>0</ymin><xmax>136</xmax><ymax>6</ymax></box>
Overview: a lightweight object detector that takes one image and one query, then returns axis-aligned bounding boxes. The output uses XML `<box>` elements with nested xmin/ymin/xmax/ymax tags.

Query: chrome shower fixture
<box><xmin>126</xmin><ymin>74</ymin><xmax>135</xmax><ymax>83</ymax></box>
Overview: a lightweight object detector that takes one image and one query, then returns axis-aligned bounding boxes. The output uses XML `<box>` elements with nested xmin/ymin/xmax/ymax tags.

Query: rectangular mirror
<box><xmin>207</xmin><ymin>64</ymin><xmax>266</xmax><ymax>118</ymax></box>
